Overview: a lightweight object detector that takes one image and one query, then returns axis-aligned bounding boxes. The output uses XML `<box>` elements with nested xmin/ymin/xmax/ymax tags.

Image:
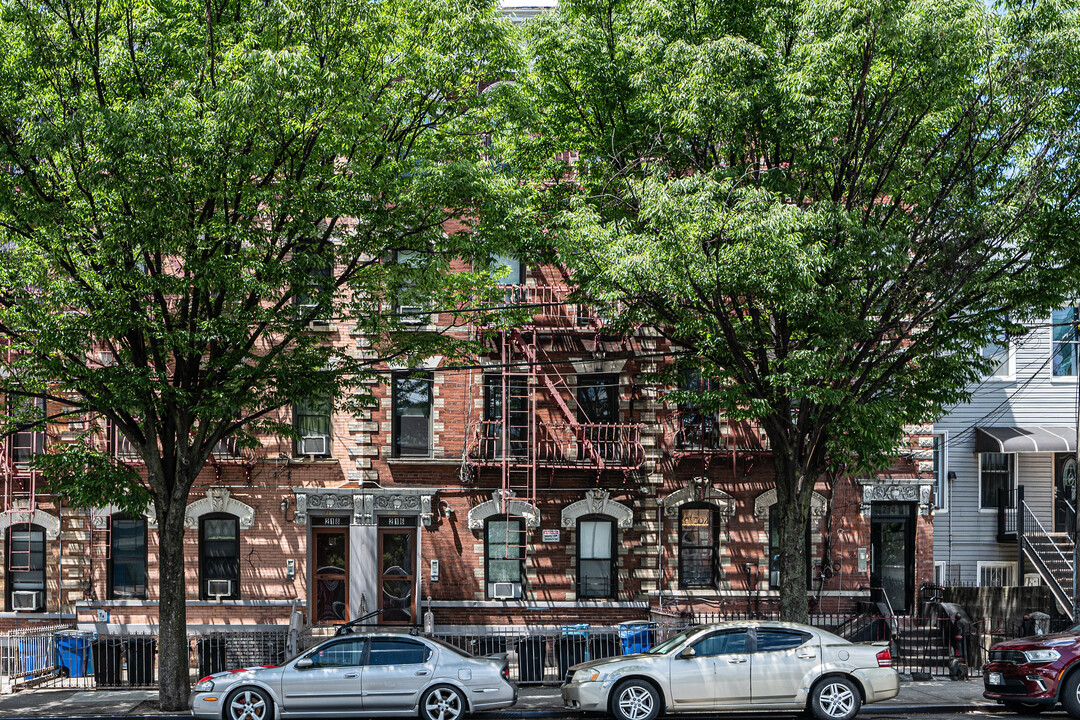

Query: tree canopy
<box><xmin>510</xmin><ymin>0</ymin><xmax>1080</xmax><ymax>619</ymax></box>
<box><xmin>0</xmin><ymin>0</ymin><xmax>518</xmax><ymax>706</ymax></box>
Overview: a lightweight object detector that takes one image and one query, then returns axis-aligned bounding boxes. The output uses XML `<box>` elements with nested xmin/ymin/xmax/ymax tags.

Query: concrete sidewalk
<box><xmin>0</xmin><ymin>678</ymin><xmax>1000</xmax><ymax>718</ymax></box>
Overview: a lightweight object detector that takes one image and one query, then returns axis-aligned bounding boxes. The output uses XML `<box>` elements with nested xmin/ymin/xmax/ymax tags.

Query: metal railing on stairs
<box><xmin>1019</xmin><ymin>499</ymin><xmax>1075</xmax><ymax>619</ymax></box>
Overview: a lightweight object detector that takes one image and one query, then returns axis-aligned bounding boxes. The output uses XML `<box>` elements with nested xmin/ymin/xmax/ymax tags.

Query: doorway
<box><xmin>870</xmin><ymin>502</ymin><xmax>915</xmax><ymax>614</ymax></box>
<box><xmin>378</xmin><ymin>517</ymin><xmax>418</xmax><ymax>625</ymax></box>
<box><xmin>1055</xmin><ymin>453</ymin><xmax>1077</xmax><ymax>533</ymax></box>
<box><xmin>312</xmin><ymin>525</ymin><xmax>349</xmax><ymax>624</ymax></box>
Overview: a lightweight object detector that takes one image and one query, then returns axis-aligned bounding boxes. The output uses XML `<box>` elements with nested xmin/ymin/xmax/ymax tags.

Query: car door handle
<box><xmin>416</xmin><ymin>670</ymin><xmax>430</xmax><ymax>676</ymax></box>
<box><xmin>345</xmin><ymin>673</ymin><xmax>360</xmax><ymax>679</ymax></box>
<box><xmin>727</xmin><ymin>658</ymin><xmax>747</xmax><ymax>664</ymax></box>
<box><xmin>797</xmin><ymin>653</ymin><xmax>816</xmax><ymax>660</ymax></box>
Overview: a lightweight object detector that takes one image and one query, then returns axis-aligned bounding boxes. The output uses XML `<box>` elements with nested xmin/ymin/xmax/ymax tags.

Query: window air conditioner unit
<box><xmin>491</xmin><ymin>582</ymin><xmax>521</xmax><ymax>600</ymax></box>
<box><xmin>299</xmin><ymin>304</ymin><xmax>333</xmax><ymax>331</ymax></box>
<box><xmin>1024</xmin><ymin>573</ymin><xmax>1042</xmax><ymax>587</ymax></box>
<box><xmin>11</xmin><ymin>590</ymin><xmax>42</xmax><ymax>611</ymax></box>
<box><xmin>207</xmin><ymin>579</ymin><xmax>233</xmax><ymax>599</ymax></box>
<box><xmin>299</xmin><ymin>435</ymin><xmax>328</xmax><ymax>457</ymax></box>
<box><xmin>398</xmin><ymin>305</ymin><xmax>426</xmax><ymax>324</ymax></box>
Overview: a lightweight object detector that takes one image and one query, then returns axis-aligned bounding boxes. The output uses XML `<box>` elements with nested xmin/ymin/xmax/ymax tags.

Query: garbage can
<box><xmin>557</xmin><ymin>625</ymin><xmax>589</xmax><ymax>682</ymax></box>
<box><xmin>517</xmin><ymin>635</ymin><xmax>546</xmax><ymax>683</ymax></box>
<box><xmin>124</xmin><ymin>637</ymin><xmax>156</xmax><ymax>686</ymax></box>
<box><xmin>588</xmin><ymin>632</ymin><xmax>621</xmax><ymax>660</ymax></box>
<box><xmin>91</xmin><ymin>637</ymin><xmax>124</xmax><ymax>686</ymax></box>
<box><xmin>17</xmin><ymin>637</ymin><xmax>51</xmax><ymax>678</ymax></box>
<box><xmin>198</xmin><ymin>636</ymin><xmax>228</xmax><ymax>677</ymax></box>
<box><xmin>617</xmin><ymin>622</ymin><xmax>657</xmax><ymax>655</ymax></box>
<box><xmin>56</xmin><ymin>633</ymin><xmax>92</xmax><ymax>678</ymax></box>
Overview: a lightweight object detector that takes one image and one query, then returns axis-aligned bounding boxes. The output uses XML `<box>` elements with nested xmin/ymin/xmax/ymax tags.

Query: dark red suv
<box><xmin>985</xmin><ymin>631</ymin><xmax>1080</xmax><ymax>715</ymax></box>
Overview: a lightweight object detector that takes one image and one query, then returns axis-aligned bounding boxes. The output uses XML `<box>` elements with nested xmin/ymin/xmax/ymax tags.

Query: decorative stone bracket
<box><xmin>856</xmin><ymin>478</ymin><xmax>934</xmax><ymax>516</ymax></box>
<box><xmin>752</xmin><ymin>488</ymin><xmax>828</xmax><ymax>519</ymax></box>
<box><xmin>0</xmin><ymin>509</ymin><xmax>60</xmax><ymax>540</ymax></box>
<box><xmin>468</xmin><ymin>490</ymin><xmax>541</xmax><ymax>529</ymax></box>
<box><xmin>561</xmin><ymin>489</ymin><xmax>633</xmax><ymax>529</ymax></box>
<box><xmin>661</xmin><ymin>476</ymin><xmax>735</xmax><ymax>518</ymax></box>
<box><xmin>184</xmin><ymin>488</ymin><xmax>255</xmax><ymax>529</ymax></box>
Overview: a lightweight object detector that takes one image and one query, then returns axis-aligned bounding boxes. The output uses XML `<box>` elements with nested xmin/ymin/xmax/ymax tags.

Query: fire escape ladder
<box><xmin>509</xmin><ymin>330</ymin><xmax>605</xmax><ymax>469</ymax></box>
<box><xmin>499</xmin><ymin>330</ymin><xmax>537</xmax><ymax>515</ymax></box>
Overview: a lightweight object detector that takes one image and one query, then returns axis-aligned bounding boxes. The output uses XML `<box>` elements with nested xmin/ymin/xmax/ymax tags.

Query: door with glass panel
<box><xmin>378</xmin><ymin>518</ymin><xmax>417</xmax><ymax>624</ymax></box>
<box><xmin>313</xmin><ymin>525</ymin><xmax>349</xmax><ymax>624</ymax></box>
<box><xmin>578</xmin><ymin>516</ymin><xmax>615</xmax><ymax>598</ymax></box>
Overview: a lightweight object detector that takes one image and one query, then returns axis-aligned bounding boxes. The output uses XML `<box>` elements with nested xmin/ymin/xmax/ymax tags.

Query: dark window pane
<box><xmin>483</xmin><ymin>375</ymin><xmax>529</xmax><ymax>458</ymax></box>
<box><xmin>393</xmin><ymin>373</ymin><xmax>432</xmax><ymax>457</ymax></box>
<box><xmin>693</xmin><ymin>631</ymin><xmax>747</xmax><ymax>657</ymax></box>
<box><xmin>8</xmin><ymin>527</ymin><xmax>46</xmax><ymax>596</ymax></box>
<box><xmin>755</xmin><ymin>630</ymin><xmax>809</xmax><ymax>653</ymax></box>
<box><xmin>200</xmin><ymin>515</ymin><xmax>239</xmax><ymax>599</ymax></box>
<box><xmin>367</xmin><ymin>640</ymin><xmax>430</xmax><ymax>666</ymax></box>
<box><xmin>486</xmin><ymin>518</ymin><xmax>524</xmax><ymax>595</ymax></box>
<box><xmin>110</xmin><ymin>517</ymin><xmax>147</xmax><ymax>599</ymax></box>
<box><xmin>679</xmin><ymin>506</ymin><xmax>715</xmax><ymax>588</ymax></box>
<box><xmin>309</xmin><ymin>639</ymin><xmax>365</xmax><ymax>668</ymax></box>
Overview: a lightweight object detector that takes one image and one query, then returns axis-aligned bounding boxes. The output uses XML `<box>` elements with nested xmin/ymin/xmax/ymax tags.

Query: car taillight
<box><xmin>502</xmin><ymin>665</ymin><xmax>510</xmax><ymax>680</ymax></box>
<box><xmin>876</xmin><ymin>648</ymin><xmax>892</xmax><ymax>667</ymax></box>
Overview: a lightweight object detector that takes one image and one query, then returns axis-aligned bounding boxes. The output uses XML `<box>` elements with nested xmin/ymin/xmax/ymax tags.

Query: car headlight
<box><xmin>193</xmin><ymin>679</ymin><xmax>216</xmax><ymax>692</ymax></box>
<box><xmin>574</xmin><ymin>670</ymin><xmax>602</xmax><ymax>683</ymax></box>
<box><xmin>1022</xmin><ymin>649</ymin><xmax>1061</xmax><ymax>663</ymax></box>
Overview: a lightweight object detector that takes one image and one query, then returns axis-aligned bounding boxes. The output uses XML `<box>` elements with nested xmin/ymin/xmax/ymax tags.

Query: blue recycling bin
<box><xmin>56</xmin><ymin>634</ymin><xmax>92</xmax><ymax>678</ymax></box>
<box><xmin>617</xmin><ymin>621</ymin><xmax>657</xmax><ymax>654</ymax></box>
<box><xmin>18</xmin><ymin>637</ymin><xmax>50</xmax><ymax>678</ymax></box>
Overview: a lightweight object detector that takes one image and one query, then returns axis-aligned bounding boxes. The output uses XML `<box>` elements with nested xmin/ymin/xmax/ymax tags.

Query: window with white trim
<box><xmin>982</xmin><ymin>330</ymin><xmax>1010</xmax><ymax>378</ymax></box>
<box><xmin>392</xmin><ymin>372</ymin><xmax>433</xmax><ymax>458</ymax></box>
<box><xmin>932</xmin><ymin>434</ymin><xmax>947</xmax><ymax>510</ymax></box>
<box><xmin>933</xmin><ymin>561</ymin><xmax>947</xmax><ymax>586</ymax></box>
<box><xmin>979</xmin><ymin>453</ymin><xmax>1014</xmax><ymax>509</ymax></box>
<box><xmin>978</xmin><ymin>562</ymin><xmax>1015</xmax><ymax>587</ymax></box>
<box><xmin>1053</xmin><ymin>306</ymin><xmax>1079</xmax><ymax>377</ymax></box>
<box><xmin>296</xmin><ymin>398</ymin><xmax>332</xmax><ymax>458</ymax></box>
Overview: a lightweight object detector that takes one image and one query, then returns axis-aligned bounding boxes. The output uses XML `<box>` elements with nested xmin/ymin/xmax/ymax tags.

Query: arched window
<box><xmin>108</xmin><ymin>514</ymin><xmax>147</xmax><ymax>600</ymax></box>
<box><xmin>577</xmin><ymin>515</ymin><xmax>616</xmax><ymax>599</ymax></box>
<box><xmin>6</xmin><ymin>523</ymin><xmax>45</xmax><ymax>611</ymax></box>
<box><xmin>199</xmin><ymin>513</ymin><xmax>240</xmax><ymax>600</ymax></box>
<box><xmin>679</xmin><ymin>503</ymin><xmax>717</xmax><ymax>589</ymax></box>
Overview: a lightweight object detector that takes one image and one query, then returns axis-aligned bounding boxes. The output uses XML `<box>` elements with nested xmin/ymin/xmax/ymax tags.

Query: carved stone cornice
<box><xmin>561</xmin><ymin>490</ymin><xmax>633</xmax><ymax>529</ymax></box>
<box><xmin>752</xmin><ymin>488</ymin><xmax>827</xmax><ymax>520</ymax></box>
<box><xmin>0</xmin><ymin>509</ymin><xmax>60</xmax><ymax>539</ymax></box>
<box><xmin>855</xmin><ymin>478</ymin><xmax>934</xmax><ymax>516</ymax></box>
<box><xmin>467</xmin><ymin>490</ymin><xmax>541</xmax><ymax>530</ymax></box>
<box><xmin>661</xmin><ymin>477</ymin><xmax>735</xmax><ymax>518</ymax></box>
<box><xmin>184</xmin><ymin>488</ymin><xmax>255</xmax><ymax>530</ymax></box>
<box><xmin>292</xmin><ymin>486</ymin><xmax>436</xmax><ymax>526</ymax></box>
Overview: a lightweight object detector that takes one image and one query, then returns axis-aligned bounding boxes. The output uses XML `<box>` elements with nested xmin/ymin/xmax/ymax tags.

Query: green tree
<box><xmin>514</xmin><ymin>0</ymin><xmax>1080</xmax><ymax>620</ymax></box>
<box><xmin>0</xmin><ymin>0</ymin><xmax>516</xmax><ymax>707</ymax></box>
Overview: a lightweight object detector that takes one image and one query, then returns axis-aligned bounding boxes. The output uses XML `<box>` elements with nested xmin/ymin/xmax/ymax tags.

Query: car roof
<box><xmin>696</xmin><ymin>620</ymin><xmax>821</xmax><ymax>632</ymax></box>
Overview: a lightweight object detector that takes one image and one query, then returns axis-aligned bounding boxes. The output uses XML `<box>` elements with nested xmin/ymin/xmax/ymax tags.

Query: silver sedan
<box><xmin>561</xmin><ymin>620</ymin><xmax>898</xmax><ymax>720</ymax></box>
<box><xmin>190</xmin><ymin>633</ymin><xmax>517</xmax><ymax>720</ymax></box>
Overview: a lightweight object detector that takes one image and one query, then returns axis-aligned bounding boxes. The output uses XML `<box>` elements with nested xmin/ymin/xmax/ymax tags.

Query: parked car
<box><xmin>984</xmin><ymin>629</ymin><xmax>1080</xmax><ymax>715</ymax></box>
<box><xmin>190</xmin><ymin>632</ymin><xmax>517</xmax><ymax>720</ymax></box>
<box><xmin>561</xmin><ymin>620</ymin><xmax>898</xmax><ymax>720</ymax></box>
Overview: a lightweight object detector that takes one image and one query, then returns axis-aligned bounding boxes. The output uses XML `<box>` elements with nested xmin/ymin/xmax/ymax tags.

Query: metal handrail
<box><xmin>1021</xmin><ymin>501</ymin><xmax>1074</xmax><ymax>610</ymax></box>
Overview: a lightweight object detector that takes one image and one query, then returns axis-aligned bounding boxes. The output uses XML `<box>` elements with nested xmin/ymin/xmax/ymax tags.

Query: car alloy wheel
<box><xmin>811</xmin><ymin>678</ymin><xmax>860</xmax><ymax>720</ymax></box>
<box><xmin>422</xmin><ymin>685</ymin><xmax>465</xmax><ymax>720</ymax></box>
<box><xmin>613</xmin><ymin>681</ymin><xmax>659</xmax><ymax>720</ymax></box>
<box><xmin>227</xmin><ymin>688</ymin><xmax>272</xmax><ymax>720</ymax></box>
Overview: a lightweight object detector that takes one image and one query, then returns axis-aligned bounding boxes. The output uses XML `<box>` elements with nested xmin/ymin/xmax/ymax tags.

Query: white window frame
<box><xmin>933</xmin><ymin>561</ymin><xmax>947</xmax><ymax>586</ymax></box>
<box><xmin>981</xmin><ymin>329</ymin><xmax>1013</xmax><ymax>380</ymax></box>
<box><xmin>977</xmin><ymin>452</ymin><xmax>1016</xmax><ymax>512</ymax></box>
<box><xmin>932</xmin><ymin>433</ymin><xmax>947</xmax><ymax>512</ymax></box>
<box><xmin>977</xmin><ymin>561</ymin><xmax>1015</xmax><ymax>588</ymax></box>
<box><xmin>1051</xmin><ymin>305</ymin><xmax>1079</xmax><ymax>380</ymax></box>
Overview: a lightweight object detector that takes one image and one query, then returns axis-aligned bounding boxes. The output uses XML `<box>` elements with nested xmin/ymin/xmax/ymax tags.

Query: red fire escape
<box><xmin>1</xmin><ymin>343</ymin><xmax>43</xmax><ymax>573</ymax></box>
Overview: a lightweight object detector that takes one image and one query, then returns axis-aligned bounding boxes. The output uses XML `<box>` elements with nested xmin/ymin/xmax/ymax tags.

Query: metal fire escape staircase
<box><xmin>1004</xmin><ymin>487</ymin><xmax>1076</xmax><ymax>619</ymax></box>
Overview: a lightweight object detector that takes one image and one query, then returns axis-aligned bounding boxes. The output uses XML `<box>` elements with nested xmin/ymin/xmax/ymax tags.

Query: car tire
<box><xmin>1062</xmin><ymin>670</ymin><xmax>1080</xmax><ymax>719</ymax></box>
<box><xmin>420</xmin><ymin>685</ymin><xmax>467</xmax><ymax>720</ymax></box>
<box><xmin>1003</xmin><ymin>700</ymin><xmax>1047</xmax><ymax>715</ymax></box>
<box><xmin>224</xmin><ymin>686</ymin><xmax>274</xmax><ymax>720</ymax></box>
<box><xmin>610</xmin><ymin>679</ymin><xmax>660</xmax><ymax>720</ymax></box>
<box><xmin>809</xmin><ymin>676</ymin><xmax>861</xmax><ymax>720</ymax></box>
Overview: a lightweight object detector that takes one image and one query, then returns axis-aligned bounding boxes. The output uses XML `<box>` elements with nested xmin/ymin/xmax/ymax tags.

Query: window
<box><xmin>199</xmin><ymin>513</ymin><xmax>240</xmax><ymax>600</ymax></box>
<box><xmin>107</xmin><ymin>420</ymin><xmax>140</xmax><ymax>459</ymax></box>
<box><xmin>933</xmin><ymin>561</ymin><xmax>947</xmax><ymax>586</ymax></box>
<box><xmin>982</xmin><ymin>330</ymin><xmax>1010</xmax><ymax>378</ymax></box>
<box><xmin>932</xmin><ymin>434</ymin><xmax>947</xmax><ymax>510</ymax></box>
<box><xmin>6</xmin><ymin>524</ymin><xmax>45</xmax><ymax>611</ymax></box>
<box><xmin>576</xmin><ymin>374</ymin><xmax>619</xmax><ymax>461</ymax></box>
<box><xmin>678</xmin><ymin>504</ymin><xmax>716</xmax><ymax>589</ymax></box>
<box><xmin>296</xmin><ymin>259</ymin><xmax>332</xmax><ymax>327</ymax></box>
<box><xmin>9</xmin><ymin>397</ymin><xmax>45</xmax><ymax>464</ymax></box>
<box><xmin>692</xmin><ymin>630</ymin><xmax>747</xmax><ymax>656</ymax></box>
<box><xmin>978</xmin><ymin>562</ymin><xmax>1015</xmax><ymax>587</ymax></box>
<box><xmin>296</xmin><ymin>398</ymin><xmax>332</xmax><ymax>457</ymax></box>
<box><xmin>768</xmin><ymin>505</ymin><xmax>812</xmax><ymax>590</ymax></box>
<box><xmin>485</xmin><ymin>517</ymin><xmax>525</xmax><ymax>599</ymax></box>
<box><xmin>1053</xmin><ymin>307</ymin><xmax>1079</xmax><ymax>377</ymax></box>
<box><xmin>577</xmin><ymin>517</ymin><xmax>615</xmax><ymax>599</ymax></box>
<box><xmin>483</xmin><ymin>374</ymin><xmax>529</xmax><ymax>458</ymax></box>
<box><xmin>367</xmin><ymin>639</ymin><xmax>431</xmax><ymax>666</ymax></box>
<box><xmin>754</xmin><ymin>629</ymin><xmax>811</xmax><ymax>652</ymax></box>
<box><xmin>980</xmin><ymin>453</ymin><xmax>1015</xmax><ymax>509</ymax></box>
<box><xmin>392</xmin><ymin>372</ymin><xmax>432</xmax><ymax>458</ymax></box>
<box><xmin>109</xmin><ymin>515</ymin><xmax>147</xmax><ymax>600</ymax></box>
<box><xmin>306</xmin><ymin>638</ymin><xmax>365</xmax><ymax>668</ymax></box>
<box><xmin>674</xmin><ymin>369</ymin><xmax>718</xmax><ymax>450</ymax></box>
<box><xmin>393</xmin><ymin>250</ymin><xmax>428</xmax><ymax>324</ymax></box>
<box><xmin>492</xmin><ymin>254</ymin><xmax>524</xmax><ymax>286</ymax></box>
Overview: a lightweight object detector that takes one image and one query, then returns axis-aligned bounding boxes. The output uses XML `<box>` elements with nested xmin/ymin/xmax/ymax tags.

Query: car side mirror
<box><xmin>679</xmin><ymin>647</ymin><xmax>696</xmax><ymax>659</ymax></box>
<box><xmin>295</xmin><ymin>658</ymin><xmax>313</xmax><ymax>669</ymax></box>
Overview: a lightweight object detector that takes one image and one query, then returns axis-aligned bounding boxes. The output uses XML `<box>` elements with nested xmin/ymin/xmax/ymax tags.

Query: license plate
<box><xmin>989</xmin><ymin>672</ymin><xmax>1004</xmax><ymax>686</ymax></box>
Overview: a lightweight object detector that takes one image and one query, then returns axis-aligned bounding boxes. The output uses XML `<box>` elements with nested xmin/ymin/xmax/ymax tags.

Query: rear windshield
<box><xmin>425</xmin><ymin>636</ymin><xmax>473</xmax><ymax>658</ymax></box>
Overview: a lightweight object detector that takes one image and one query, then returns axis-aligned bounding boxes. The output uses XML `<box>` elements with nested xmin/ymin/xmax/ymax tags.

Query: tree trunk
<box><xmin>772</xmin><ymin>447</ymin><xmax>814</xmax><ymax>624</ymax></box>
<box><xmin>156</xmin><ymin>499</ymin><xmax>190</xmax><ymax>711</ymax></box>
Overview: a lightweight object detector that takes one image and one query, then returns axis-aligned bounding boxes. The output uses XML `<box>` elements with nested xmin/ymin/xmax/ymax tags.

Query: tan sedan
<box><xmin>561</xmin><ymin>621</ymin><xmax>898</xmax><ymax>720</ymax></box>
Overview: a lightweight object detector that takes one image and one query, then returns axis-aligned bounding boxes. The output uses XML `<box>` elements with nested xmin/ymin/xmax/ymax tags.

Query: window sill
<box><xmin>386</xmin><ymin>457</ymin><xmax>460</xmax><ymax>466</ymax></box>
<box><xmin>76</xmin><ymin>600</ymin><xmax>306</xmax><ymax>608</ymax></box>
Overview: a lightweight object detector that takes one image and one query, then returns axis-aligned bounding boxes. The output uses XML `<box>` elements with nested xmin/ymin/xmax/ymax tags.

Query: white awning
<box><xmin>975</xmin><ymin>426</ymin><xmax>1077</xmax><ymax>454</ymax></box>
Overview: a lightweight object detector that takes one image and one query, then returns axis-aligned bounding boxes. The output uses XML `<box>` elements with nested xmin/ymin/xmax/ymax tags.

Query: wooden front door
<box><xmin>378</xmin><ymin>521</ymin><xmax>417</xmax><ymax>625</ymax></box>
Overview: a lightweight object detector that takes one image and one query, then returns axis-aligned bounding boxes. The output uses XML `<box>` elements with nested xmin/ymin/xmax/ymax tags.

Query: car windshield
<box><xmin>646</xmin><ymin>629</ymin><xmax>697</xmax><ymax>655</ymax></box>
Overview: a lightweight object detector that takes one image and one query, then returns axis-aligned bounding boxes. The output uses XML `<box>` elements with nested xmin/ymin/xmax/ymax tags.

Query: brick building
<box><xmin>0</xmin><ymin>254</ymin><xmax>938</xmax><ymax>634</ymax></box>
